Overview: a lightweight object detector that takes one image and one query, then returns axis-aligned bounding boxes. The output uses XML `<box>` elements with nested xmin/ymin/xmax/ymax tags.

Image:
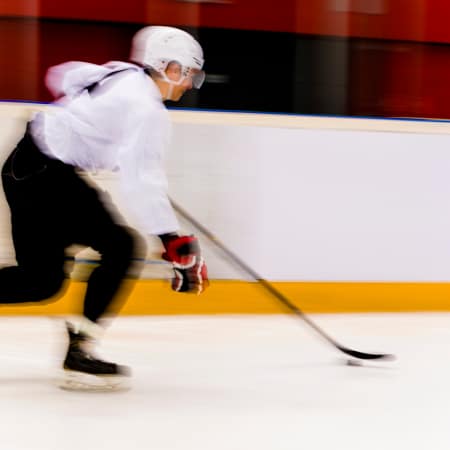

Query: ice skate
<box><xmin>60</xmin><ymin>323</ymin><xmax>131</xmax><ymax>392</ymax></box>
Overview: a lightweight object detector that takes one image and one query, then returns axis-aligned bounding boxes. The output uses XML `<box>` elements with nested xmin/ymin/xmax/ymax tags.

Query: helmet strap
<box><xmin>162</xmin><ymin>73</ymin><xmax>187</xmax><ymax>101</ymax></box>
<box><xmin>166</xmin><ymin>83</ymin><xmax>175</xmax><ymax>101</ymax></box>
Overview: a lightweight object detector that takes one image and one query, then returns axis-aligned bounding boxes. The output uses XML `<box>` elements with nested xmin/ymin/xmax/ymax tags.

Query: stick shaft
<box><xmin>170</xmin><ymin>199</ymin><xmax>394</xmax><ymax>361</ymax></box>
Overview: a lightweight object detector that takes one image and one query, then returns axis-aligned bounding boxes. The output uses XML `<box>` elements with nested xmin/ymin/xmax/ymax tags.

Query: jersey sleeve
<box><xmin>116</xmin><ymin>105</ymin><xmax>180</xmax><ymax>236</ymax></box>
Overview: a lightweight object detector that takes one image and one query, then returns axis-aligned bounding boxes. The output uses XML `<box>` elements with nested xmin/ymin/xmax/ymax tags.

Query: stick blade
<box><xmin>337</xmin><ymin>345</ymin><xmax>396</xmax><ymax>361</ymax></box>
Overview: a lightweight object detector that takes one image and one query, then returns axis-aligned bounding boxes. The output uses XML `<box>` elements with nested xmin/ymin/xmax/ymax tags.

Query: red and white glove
<box><xmin>161</xmin><ymin>235</ymin><xmax>209</xmax><ymax>294</ymax></box>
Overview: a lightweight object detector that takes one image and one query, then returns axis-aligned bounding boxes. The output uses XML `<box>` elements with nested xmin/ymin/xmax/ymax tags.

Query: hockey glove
<box><xmin>161</xmin><ymin>235</ymin><xmax>209</xmax><ymax>294</ymax></box>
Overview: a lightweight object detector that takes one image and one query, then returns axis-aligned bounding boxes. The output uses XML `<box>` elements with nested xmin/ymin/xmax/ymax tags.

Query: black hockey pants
<box><xmin>0</xmin><ymin>129</ymin><xmax>143</xmax><ymax>322</ymax></box>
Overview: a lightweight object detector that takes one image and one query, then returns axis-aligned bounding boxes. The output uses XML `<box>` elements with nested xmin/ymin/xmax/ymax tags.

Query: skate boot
<box><xmin>60</xmin><ymin>322</ymin><xmax>131</xmax><ymax>391</ymax></box>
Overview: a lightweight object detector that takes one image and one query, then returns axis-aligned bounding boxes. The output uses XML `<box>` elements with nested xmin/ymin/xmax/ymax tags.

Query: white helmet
<box><xmin>130</xmin><ymin>26</ymin><xmax>205</xmax><ymax>88</ymax></box>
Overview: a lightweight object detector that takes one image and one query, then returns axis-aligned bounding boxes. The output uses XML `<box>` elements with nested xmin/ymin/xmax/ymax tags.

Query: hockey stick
<box><xmin>171</xmin><ymin>198</ymin><xmax>395</xmax><ymax>361</ymax></box>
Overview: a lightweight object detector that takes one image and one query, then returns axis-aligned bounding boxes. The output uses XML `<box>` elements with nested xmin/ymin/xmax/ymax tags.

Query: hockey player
<box><xmin>0</xmin><ymin>26</ymin><xmax>209</xmax><ymax>390</ymax></box>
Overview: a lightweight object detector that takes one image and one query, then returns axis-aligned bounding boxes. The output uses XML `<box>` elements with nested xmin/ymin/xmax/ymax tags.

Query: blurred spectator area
<box><xmin>1</xmin><ymin>0</ymin><xmax>450</xmax><ymax>118</ymax></box>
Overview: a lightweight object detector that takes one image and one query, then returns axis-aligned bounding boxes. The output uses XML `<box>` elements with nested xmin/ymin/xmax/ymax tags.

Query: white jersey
<box><xmin>30</xmin><ymin>60</ymin><xmax>179</xmax><ymax>236</ymax></box>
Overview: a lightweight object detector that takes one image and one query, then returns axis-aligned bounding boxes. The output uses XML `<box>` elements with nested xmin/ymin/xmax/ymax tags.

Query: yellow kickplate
<box><xmin>1</xmin><ymin>279</ymin><xmax>450</xmax><ymax>315</ymax></box>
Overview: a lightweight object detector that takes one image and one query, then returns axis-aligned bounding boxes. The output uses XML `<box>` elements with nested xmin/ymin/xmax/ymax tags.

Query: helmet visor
<box><xmin>164</xmin><ymin>61</ymin><xmax>205</xmax><ymax>89</ymax></box>
<box><xmin>191</xmin><ymin>69</ymin><xmax>205</xmax><ymax>89</ymax></box>
<box><xmin>181</xmin><ymin>65</ymin><xmax>205</xmax><ymax>89</ymax></box>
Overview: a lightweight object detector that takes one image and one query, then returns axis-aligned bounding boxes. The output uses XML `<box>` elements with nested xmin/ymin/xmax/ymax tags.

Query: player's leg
<box><xmin>66</xmin><ymin>176</ymin><xmax>146</xmax><ymax>322</ymax></box>
<box><xmin>0</xmin><ymin>135</ymin><xmax>67</xmax><ymax>304</ymax></box>
<box><xmin>61</xmin><ymin>172</ymin><xmax>146</xmax><ymax>390</ymax></box>
<box><xmin>81</xmin><ymin>223</ymin><xmax>139</xmax><ymax>322</ymax></box>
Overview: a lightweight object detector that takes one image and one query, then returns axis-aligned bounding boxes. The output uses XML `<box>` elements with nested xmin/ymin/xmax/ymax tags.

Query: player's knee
<box><xmin>98</xmin><ymin>227</ymin><xmax>147</xmax><ymax>280</ymax></box>
<box><xmin>102</xmin><ymin>226</ymin><xmax>135</xmax><ymax>266</ymax></box>
<box><xmin>115</xmin><ymin>227</ymin><xmax>135</xmax><ymax>259</ymax></box>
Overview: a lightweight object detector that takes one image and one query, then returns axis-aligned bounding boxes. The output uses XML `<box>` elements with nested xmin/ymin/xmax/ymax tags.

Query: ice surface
<box><xmin>0</xmin><ymin>313</ymin><xmax>447</xmax><ymax>450</ymax></box>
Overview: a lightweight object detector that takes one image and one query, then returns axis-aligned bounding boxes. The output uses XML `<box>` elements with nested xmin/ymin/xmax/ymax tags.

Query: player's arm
<box><xmin>117</xmin><ymin>107</ymin><xmax>208</xmax><ymax>294</ymax></box>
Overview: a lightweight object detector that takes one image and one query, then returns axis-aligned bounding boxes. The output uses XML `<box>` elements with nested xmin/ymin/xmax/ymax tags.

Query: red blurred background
<box><xmin>1</xmin><ymin>0</ymin><xmax>450</xmax><ymax>118</ymax></box>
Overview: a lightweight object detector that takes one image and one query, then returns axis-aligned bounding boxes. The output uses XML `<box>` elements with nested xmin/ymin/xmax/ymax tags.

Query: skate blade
<box><xmin>59</xmin><ymin>370</ymin><xmax>131</xmax><ymax>392</ymax></box>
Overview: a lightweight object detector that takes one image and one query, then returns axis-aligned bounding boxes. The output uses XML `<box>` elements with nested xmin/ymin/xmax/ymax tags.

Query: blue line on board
<box><xmin>65</xmin><ymin>257</ymin><xmax>168</xmax><ymax>266</ymax></box>
<box><xmin>2</xmin><ymin>99</ymin><xmax>450</xmax><ymax>124</ymax></box>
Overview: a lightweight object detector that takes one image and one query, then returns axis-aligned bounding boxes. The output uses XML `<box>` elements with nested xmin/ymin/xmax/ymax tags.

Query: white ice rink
<box><xmin>0</xmin><ymin>313</ymin><xmax>448</xmax><ymax>450</ymax></box>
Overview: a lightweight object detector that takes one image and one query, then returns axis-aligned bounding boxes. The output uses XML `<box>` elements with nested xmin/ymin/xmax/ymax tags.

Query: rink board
<box><xmin>2</xmin><ymin>104</ymin><xmax>450</xmax><ymax>314</ymax></box>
